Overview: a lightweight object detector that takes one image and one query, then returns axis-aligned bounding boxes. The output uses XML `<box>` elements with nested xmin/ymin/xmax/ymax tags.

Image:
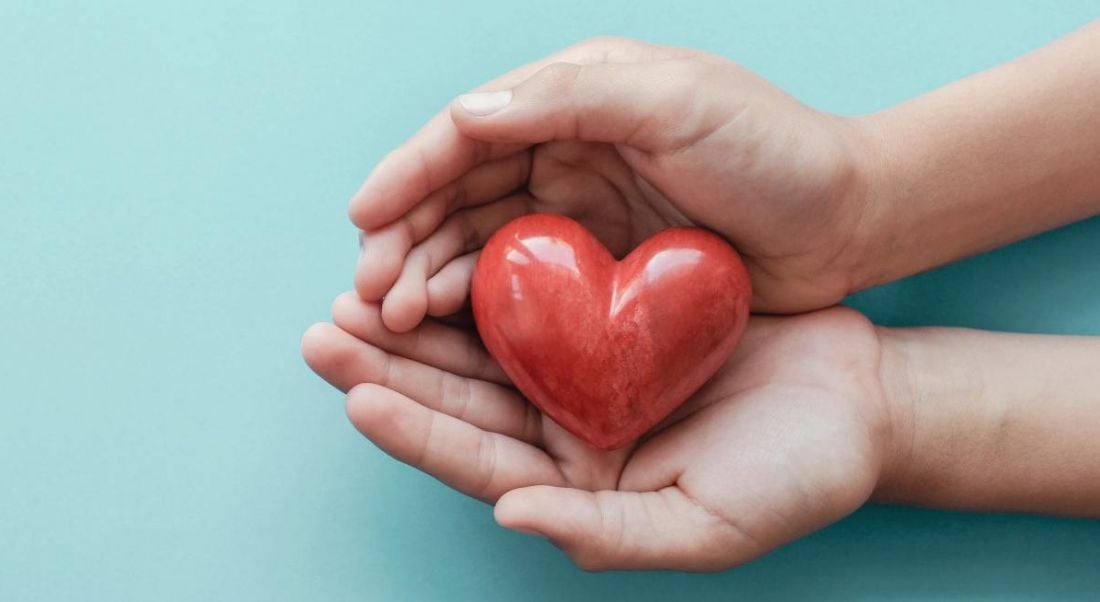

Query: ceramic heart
<box><xmin>471</xmin><ymin>214</ymin><xmax>752</xmax><ymax>450</ymax></box>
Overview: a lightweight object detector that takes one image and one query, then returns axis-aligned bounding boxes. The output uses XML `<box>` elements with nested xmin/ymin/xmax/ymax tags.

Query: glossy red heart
<box><xmin>472</xmin><ymin>214</ymin><xmax>751</xmax><ymax>450</ymax></box>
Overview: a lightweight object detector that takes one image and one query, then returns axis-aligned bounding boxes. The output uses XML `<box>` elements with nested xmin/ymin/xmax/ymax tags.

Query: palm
<box><xmin>625</xmin><ymin>308</ymin><xmax>887</xmax><ymax>560</ymax></box>
<box><xmin>502</xmin><ymin>303</ymin><xmax>884</xmax><ymax>535</ymax></box>
<box><xmin>522</xmin><ymin>140</ymin><xmax>686</xmax><ymax>260</ymax></box>
<box><xmin>303</xmin><ymin>296</ymin><xmax>888</xmax><ymax>570</ymax></box>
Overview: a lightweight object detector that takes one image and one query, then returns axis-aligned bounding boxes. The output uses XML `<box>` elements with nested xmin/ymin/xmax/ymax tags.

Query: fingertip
<box><xmin>300</xmin><ymin>322</ymin><xmax>367</xmax><ymax>392</ymax></box>
<box><xmin>332</xmin><ymin>292</ymin><xmax>386</xmax><ymax>339</ymax></box>
<box><xmin>495</xmin><ymin>487</ymin><xmax>607</xmax><ymax>568</ymax></box>
<box><xmin>495</xmin><ymin>485</ymin><xmax>583</xmax><ymax>529</ymax></box>
<box><xmin>448</xmin><ymin>95</ymin><xmax>524</xmax><ymax>143</ymax></box>
<box><xmin>348</xmin><ymin>177</ymin><xmax>385</xmax><ymax>231</ymax></box>
<box><xmin>347</xmin><ymin>150</ymin><xmax>405</xmax><ymax>230</ymax></box>
<box><xmin>380</xmin><ymin>282</ymin><xmax>429</xmax><ymax>334</ymax></box>
<box><xmin>456</xmin><ymin>89</ymin><xmax>514</xmax><ymax>116</ymax></box>
<box><xmin>493</xmin><ymin>487</ymin><xmax>548</xmax><ymax>534</ymax></box>
<box><xmin>345</xmin><ymin>383</ymin><xmax>392</xmax><ymax>427</ymax></box>
<box><xmin>330</xmin><ymin>291</ymin><xmax>362</xmax><ymax>322</ymax></box>
<box><xmin>347</xmin><ymin>191</ymin><xmax>370</xmax><ymax>230</ymax></box>
<box><xmin>300</xmin><ymin>322</ymin><xmax>334</xmax><ymax>368</ymax></box>
<box><xmin>355</xmin><ymin>228</ymin><xmax>411</xmax><ymax>301</ymax></box>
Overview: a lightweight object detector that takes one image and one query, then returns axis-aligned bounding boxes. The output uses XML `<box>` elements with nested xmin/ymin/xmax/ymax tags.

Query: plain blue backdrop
<box><xmin>3</xmin><ymin>1</ymin><xmax>1100</xmax><ymax>600</ymax></box>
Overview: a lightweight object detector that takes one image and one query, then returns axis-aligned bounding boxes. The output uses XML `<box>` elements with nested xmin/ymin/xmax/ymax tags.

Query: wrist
<box><xmin>869</xmin><ymin>326</ymin><xmax>998</xmax><ymax>506</ymax></box>
<box><xmin>837</xmin><ymin>20</ymin><xmax>1100</xmax><ymax>295</ymax></box>
<box><xmin>869</xmin><ymin>325</ymin><xmax>919</xmax><ymax>502</ymax></box>
<box><xmin>819</xmin><ymin>113</ymin><xmax>902</xmax><ymax>301</ymax></box>
<box><xmin>838</xmin><ymin>111</ymin><xmax>911</xmax><ymax>295</ymax></box>
<box><xmin>870</xmin><ymin>326</ymin><xmax>1100</xmax><ymax>515</ymax></box>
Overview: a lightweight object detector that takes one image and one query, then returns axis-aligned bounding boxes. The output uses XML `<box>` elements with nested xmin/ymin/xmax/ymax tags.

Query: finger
<box><xmin>303</xmin><ymin>321</ymin><xmax>538</xmax><ymax>443</ymax></box>
<box><xmin>494</xmin><ymin>485</ymin><xmax>749</xmax><ymax>571</ymax></box>
<box><xmin>354</xmin><ymin>226</ymin><xmax>410</xmax><ymax>301</ymax></box>
<box><xmin>381</xmin><ymin>194</ymin><xmax>532</xmax><ymax>332</ymax></box>
<box><xmin>347</xmin><ymin>384</ymin><xmax>564</xmax><ymax>503</ymax></box>
<box><xmin>349</xmin><ymin>112</ymin><xmax>524</xmax><ymax>231</ymax></box>
<box><xmin>330</xmin><ymin>291</ymin><xmax>508</xmax><ymax>385</ymax></box>
<box><xmin>426</xmin><ymin>252</ymin><xmax>479</xmax><ymax>317</ymax></box>
<box><xmin>350</xmin><ymin>37</ymin><xmax>687</xmax><ymax>230</ymax></box>
<box><xmin>355</xmin><ymin>152</ymin><xmax>531</xmax><ymax>300</ymax></box>
<box><xmin>451</xmin><ymin>59</ymin><xmax>732</xmax><ymax>152</ymax></box>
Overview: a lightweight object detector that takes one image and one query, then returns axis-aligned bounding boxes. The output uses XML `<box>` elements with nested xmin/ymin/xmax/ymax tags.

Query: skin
<box><xmin>304</xmin><ymin>294</ymin><xmax>890</xmax><ymax>571</ymax></box>
<box><xmin>349</xmin><ymin>23</ymin><xmax>1100</xmax><ymax>330</ymax></box>
<box><xmin>302</xmin><ymin>298</ymin><xmax>1100</xmax><ymax>571</ymax></box>
<box><xmin>350</xmin><ymin>37</ymin><xmax>871</xmax><ymax>328</ymax></box>
<box><xmin>305</xmin><ymin>21</ymin><xmax>1100</xmax><ymax>570</ymax></box>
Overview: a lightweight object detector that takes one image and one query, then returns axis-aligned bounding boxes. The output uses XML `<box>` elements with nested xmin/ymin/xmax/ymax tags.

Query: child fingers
<box><xmin>348</xmin><ymin>108</ymin><xmax>526</xmax><ymax>231</ymax></box>
<box><xmin>346</xmin><ymin>383</ymin><xmax>563</xmax><ymax>503</ymax></box>
<box><xmin>303</xmin><ymin>322</ymin><xmax>537</xmax><ymax>444</ymax></box>
<box><xmin>356</xmin><ymin>225</ymin><xmax>412</xmax><ymax>301</ymax></box>
<box><xmin>355</xmin><ymin>153</ymin><xmax>531</xmax><ymax>301</ymax></box>
<box><xmin>330</xmin><ymin>291</ymin><xmax>509</xmax><ymax>386</ymax></box>
<box><xmin>380</xmin><ymin>194</ymin><xmax>532</xmax><ymax>333</ymax></box>
<box><xmin>348</xmin><ymin>37</ymin><xmax>674</xmax><ymax>231</ymax></box>
<box><xmin>426</xmin><ymin>252</ymin><xmax>479</xmax><ymax>317</ymax></box>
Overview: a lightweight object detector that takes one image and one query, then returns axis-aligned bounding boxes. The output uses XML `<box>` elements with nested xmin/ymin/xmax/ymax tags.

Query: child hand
<box><xmin>350</xmin><ymin>37</ymin><xmax>873</xmax><ymax>332</ymax></box>
<box><xmin>303</xmin><ymin>294</ymin><xmax>894</xmax><ymax>571</ymax></box>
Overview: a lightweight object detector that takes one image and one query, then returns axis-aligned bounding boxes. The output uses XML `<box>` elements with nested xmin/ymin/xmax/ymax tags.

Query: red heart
<box><xmin>472</xmin><ymin>214</ymin><xmax>751</xmax><ymax>450</ymax></box>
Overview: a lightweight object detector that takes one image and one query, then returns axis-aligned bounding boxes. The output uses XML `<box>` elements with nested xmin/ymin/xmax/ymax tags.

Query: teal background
<box><xmin>3</xmin><ymin>1</ymin><xmax>1100</xmax><ymax>599</ymax></box>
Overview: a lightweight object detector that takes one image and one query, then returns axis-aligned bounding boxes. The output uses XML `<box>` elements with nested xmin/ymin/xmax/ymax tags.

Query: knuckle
<box><xmin>470</xmin><ymin>434</ymin><xmax>498</xmax><ymax>499</ymax></box>
<box><xmin>438</xmin><ymin>371</ymin><xmax>468</xmax><ymax>417</ymax></box>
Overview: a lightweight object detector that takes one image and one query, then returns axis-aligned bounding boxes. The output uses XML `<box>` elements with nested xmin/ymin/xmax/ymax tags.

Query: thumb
<box><xmin>493</xmin><ymin>485</ymin><xmax>751</xmax><ymax>572</ymax></box>
<box><xmin>450</xmin><ymin>60</ymin><xmax>725</xmax><ymax>151</ymax></box>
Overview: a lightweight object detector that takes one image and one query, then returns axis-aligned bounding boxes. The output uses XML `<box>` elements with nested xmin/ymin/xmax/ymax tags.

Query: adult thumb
<box><xmin>450</xmin><ymin>59</ymin><xmax>720</xmax><ymax>151</ymax></box>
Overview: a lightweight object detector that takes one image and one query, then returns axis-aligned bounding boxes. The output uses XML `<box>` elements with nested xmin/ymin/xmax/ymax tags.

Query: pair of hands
<box><xmin>303</xmin><ymin>37</ymin><xmax>901</xmax><ymax>571</ymax></box>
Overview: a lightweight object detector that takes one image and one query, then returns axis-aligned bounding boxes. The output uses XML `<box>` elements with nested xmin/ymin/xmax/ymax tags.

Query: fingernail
<box><xmin>456</xmin><ymin>90</ymin><xmax>512</xmax><ymax>116</ymax></box>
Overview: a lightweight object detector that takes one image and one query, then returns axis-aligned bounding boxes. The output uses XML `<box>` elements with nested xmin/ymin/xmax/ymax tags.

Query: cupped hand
<box><xmin>302</xmin><ymin>294</ymin><xmax>896</xmax><ymax>571</ymax></box>
<box><xmin>350</xmin><ymin>37</ymin><xmax>876</xmax><ymax>332</ymax></box>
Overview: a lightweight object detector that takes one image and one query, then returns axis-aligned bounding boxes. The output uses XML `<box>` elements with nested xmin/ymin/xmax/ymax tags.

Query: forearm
<box><xmin>874</xmin><ymin>326</ymin><xmax>1100</xmax><ymax>517</ymax></box>
<box><xmin>852</xmin><ymin>20</ymin><xmax>1100</xmax><ymax>290</ymax></box>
